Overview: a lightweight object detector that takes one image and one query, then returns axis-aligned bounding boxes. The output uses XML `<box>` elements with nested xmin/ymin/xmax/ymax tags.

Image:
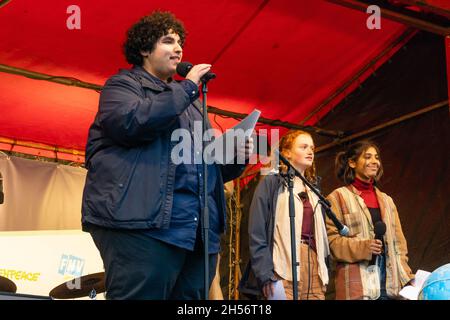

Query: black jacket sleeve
<box><xmin>248</xmin><ymin>176</ymin><xmax>276</xmax><ymax>287</ymax></box>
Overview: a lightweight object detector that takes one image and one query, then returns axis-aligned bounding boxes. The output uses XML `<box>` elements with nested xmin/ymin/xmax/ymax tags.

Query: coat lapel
<box><xmin>348</xmin><ymin>185</ymin><xmax>374</xmax><ymax>228</ymax></box>
<box><xmin>374</xmin><ymin>188</ymin><xmax>386</xmax><ymax>221</ymax></box>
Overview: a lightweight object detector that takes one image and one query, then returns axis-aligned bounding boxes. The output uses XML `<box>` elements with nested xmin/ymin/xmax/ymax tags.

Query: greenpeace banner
<box><xmin>0</xmin><ymin>230</ymin><xmax>104</xmax><ymax>299</ymax></box>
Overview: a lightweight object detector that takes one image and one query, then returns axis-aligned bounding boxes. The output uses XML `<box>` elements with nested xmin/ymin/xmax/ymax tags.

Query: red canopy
<box><xmin>421</xmin><ymin>0</ymin><xmax>450</xmax><ymax>11</ymax></box>
<box><xmin>0</xmin><ymin>0</ymin><xmax>410</xmax><ymax>161</ymax></box>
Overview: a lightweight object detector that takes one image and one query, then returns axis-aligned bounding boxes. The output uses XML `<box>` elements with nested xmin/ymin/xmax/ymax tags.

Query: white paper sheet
<box><xmin>399</xmin><ymin>269</ymin><xmax>431</xmax><ymax>300</ymax></box>
<box><xmin>267</xmin><ymin>280</ymin><xmax>287</xmax><ymax>300</ymax></box>
<box><xmin>204</xmin><ymin>109</ymin><xmax>261</xmax><ymax>164</ymax></box>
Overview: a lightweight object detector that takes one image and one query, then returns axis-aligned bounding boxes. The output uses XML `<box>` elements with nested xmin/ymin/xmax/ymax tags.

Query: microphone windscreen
<box><xmin>374</xmin><ymin>221</ymin><xmax>386</xmax><ymax>237</ymax></box>
<box><xmin>176</xmin><ymin>61</ymin><xmax>193</xmax><ymax>77</ymax></box>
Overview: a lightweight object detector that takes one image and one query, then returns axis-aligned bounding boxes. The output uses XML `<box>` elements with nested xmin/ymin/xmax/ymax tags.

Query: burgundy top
<box><xmin>301</xmin><ymin>196</ymin><xmax>316</xmax><ymax>252</ymax></box>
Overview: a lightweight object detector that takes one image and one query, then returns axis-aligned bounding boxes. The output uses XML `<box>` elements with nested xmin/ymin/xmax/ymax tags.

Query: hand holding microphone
<box><xmin>369</xmin><ymin>239</ymin><xmax>383</xmax><ymax>255</ymax></box>
<box><xmin>176</xmin><ymin>62</ymin><xmax>216</xmax><ymax>85</ymax></box>
<box><xmin>370</xmin><ymin>221</ymin><xmax>386</xmax><ymax>265</ymax></box>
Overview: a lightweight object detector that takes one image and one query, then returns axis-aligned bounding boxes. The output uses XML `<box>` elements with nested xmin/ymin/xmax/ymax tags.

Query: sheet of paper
<box><xmin>399</xmin><ymin>269</ymin><xmax>431</xmax><ymax>300</ymax></box>
<box><xmin>399</xmin><ymin>285</ymin><xmax>420</xmax><ymax>300</ymax></box>
<box><xmin>414</xmin><ymin>269</ymin><xmax>431</xmax><ymax>288</ymax></box>
<box><xmin>204</xmin><ymin>109</ymin><xmax>261</xmax><ymax>164</ymax></box>
<box><xmin>267</xmin><ymin>280</ymin><xmax>287</xmax><ymax>300</ymax></box>
<box><xmin>231</xmin><ymin>109</ymin><xmax>261</xmax><ymax>133</ymax></box>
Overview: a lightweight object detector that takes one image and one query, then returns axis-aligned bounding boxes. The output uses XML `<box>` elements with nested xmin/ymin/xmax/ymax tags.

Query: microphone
<box><xmin>176</xmin><ymin>61</ymin><xmax>216</xmax><ymax>82</ymax></box>
<box><xmin>0</xmin><ymin>172</ymin><xmax>4</xmax><ymax>204</ymax></box>
<box><xmin>370</xmin><ymin>221</ymin><xmax>386</xmax><ymax>265</ymax></box>
<box><xmin>329</xmin><ymin>209</ymin><xmax>349</xmax><ymax>236</ymax></box>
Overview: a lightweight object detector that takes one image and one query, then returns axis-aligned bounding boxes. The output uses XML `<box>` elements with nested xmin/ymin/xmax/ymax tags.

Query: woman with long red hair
<box><xmin>239</xmin><ymin>130</ymin><xmax>330</xmax><ymax>300</ymax></box>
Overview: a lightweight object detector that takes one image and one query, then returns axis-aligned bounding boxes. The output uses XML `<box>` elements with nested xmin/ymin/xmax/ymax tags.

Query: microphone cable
<box><xmin>307</xmin><ymin>200</ymin><xmax>320</xmax><ymax>300</ymax></box>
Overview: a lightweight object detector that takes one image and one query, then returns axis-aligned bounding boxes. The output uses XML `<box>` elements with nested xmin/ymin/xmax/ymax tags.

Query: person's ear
<box><xmin>285</xmin><ymin>150</ymin><xmax>292</xmax><ymax>160</ymax></box>
<box><xmin>140</xmin><ymin>50</ymin><xmax>150</xmax><ymax>58</ymax></box>
<box><xmin>348</xmin><ymin>159</ymin><xmax>356</xmax><ymax>169</ymax></box>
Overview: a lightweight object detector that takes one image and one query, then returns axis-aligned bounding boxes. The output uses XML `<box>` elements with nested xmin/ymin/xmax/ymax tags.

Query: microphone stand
<box><xmin>201</xmin><ymin>80</ymin><xmax>210</xmax><ymax>300</ymax></box>
<box><xmin>279</xmin><ymin>166</ymin><xmax>300</xmax><ymax>300</ymax></box>
<box><xmin>177</xmin><ymin>62</ymin><xmax>216</xmax><ymax>300</ymax></box>
<box><xmin>200</xmin><ymin>73</ymin><xmax>216</xmax><ymax>300</ymax></box>
<box><xmin>0</xmin><ymin>172</ymin><xmax>4</xmax><ymax>205</ymax></box>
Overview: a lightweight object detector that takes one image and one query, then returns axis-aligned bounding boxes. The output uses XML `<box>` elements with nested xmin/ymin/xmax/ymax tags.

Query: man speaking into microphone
<box><xmin>81</xmin><ymin>11</ymin><xmax>253</xmax><ymax>300</ymax></box>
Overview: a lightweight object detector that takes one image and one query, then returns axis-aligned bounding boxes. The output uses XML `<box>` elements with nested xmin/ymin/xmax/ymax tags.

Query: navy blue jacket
<box><xmin>81</xmin><ymin>66</ymin><xmax>245</xmax><ymax>231</ymax></box>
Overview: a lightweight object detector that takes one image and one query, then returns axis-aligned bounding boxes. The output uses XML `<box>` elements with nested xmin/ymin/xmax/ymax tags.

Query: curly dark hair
<box><xmin>123</xmin><ymin>11</ymin><xmax>186</xmax><ymax>66</ymax></box>
<box><xmin>335</xmin><ymin>140</ymin><xmax>384</xmax><ymax>185</ymax></box>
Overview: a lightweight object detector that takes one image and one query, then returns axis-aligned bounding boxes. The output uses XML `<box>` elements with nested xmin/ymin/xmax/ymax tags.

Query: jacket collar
<box><xmin>129</xmin><ymin>65</ymin><xmax>169</xmax><ymax>92</ymax></box>
<box><xmin>346</xmin><ymin>184</ymin><xmax>386</xmax><ymax>222</ymax></box>
<box><xmin>346</xmin><ymin>184</ymin><xmax>362</xmax><ymax>196</ymax></box>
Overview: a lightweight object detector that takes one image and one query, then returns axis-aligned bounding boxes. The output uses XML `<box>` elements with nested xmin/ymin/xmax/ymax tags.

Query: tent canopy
<box><xmin>1</xmin><ymin>0</ymin><xmax>413</xmax><ymax>160</ymax></box>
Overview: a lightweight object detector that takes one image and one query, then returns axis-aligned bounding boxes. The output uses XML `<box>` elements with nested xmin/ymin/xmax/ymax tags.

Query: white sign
<box><xmin>0</xmin><ymin>230</ymin><xmax>104</xmax><ymax>299</ymax></box>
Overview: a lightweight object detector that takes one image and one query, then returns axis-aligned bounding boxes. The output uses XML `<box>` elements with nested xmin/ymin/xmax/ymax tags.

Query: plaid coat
<box><xmin>326</xmin><ymin>185</ymin><xmax>414</xmax><ymax>300</ymax></box>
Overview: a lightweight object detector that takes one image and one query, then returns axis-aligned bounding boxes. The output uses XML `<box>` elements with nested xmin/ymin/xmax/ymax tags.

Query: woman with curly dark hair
<box><xmin>82</xmin><ymin>11</ymin><xmax>253</xmax><ymax>299</ymax></box>
<box><xmin>325</xmin><ymin>141</ymin><xmax>415</xmax><ymax>300</ymax></box>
